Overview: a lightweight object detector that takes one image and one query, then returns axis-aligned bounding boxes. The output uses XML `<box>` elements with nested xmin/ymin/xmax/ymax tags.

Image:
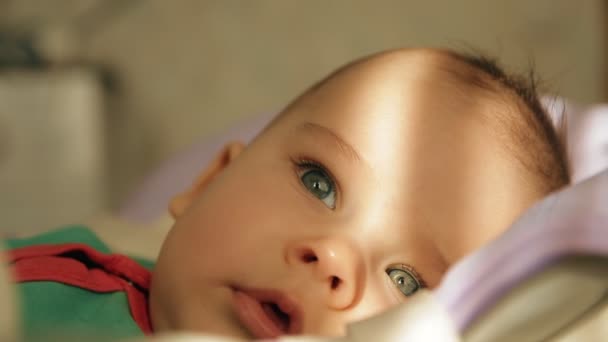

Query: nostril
<box><xmin>330</xmin><ymin>276</ymin><xmax>341</xmax><ymax>290</ymax></box>
<box><xmin>300</xmin><ymin>250</ymin><xmax>318</xmax><ymax>263</ymax></box>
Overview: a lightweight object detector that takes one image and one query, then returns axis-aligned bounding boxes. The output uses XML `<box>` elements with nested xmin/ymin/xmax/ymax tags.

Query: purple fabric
<box><xmin>569</xmin><ymin>104</ymin><xmax>608</xmax><ymax>182</ymax></box>
<box><xmin>435</xmin><ymin>168</ymin><xmax>608</xmax><ymax>331</ymax></box>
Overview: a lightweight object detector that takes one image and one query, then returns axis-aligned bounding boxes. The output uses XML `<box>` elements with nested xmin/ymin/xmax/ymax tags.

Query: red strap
<box><xmin>8</xmin><ymin>243</ymin><xmax>153</xmax><ymax>334</ymax></box>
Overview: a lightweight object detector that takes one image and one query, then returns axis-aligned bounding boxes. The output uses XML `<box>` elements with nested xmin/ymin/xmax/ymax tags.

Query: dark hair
<box><xmin>442</xmin><ymin>51</ymin><xmax>570</xmax><ymax>192</ymax></box>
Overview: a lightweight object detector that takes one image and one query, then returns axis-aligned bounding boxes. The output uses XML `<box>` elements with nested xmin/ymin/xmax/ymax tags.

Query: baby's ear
<box><xmin>169</xmin><ymin>141</ymin><xmax>245</xmax><ymax>218</ymax></box>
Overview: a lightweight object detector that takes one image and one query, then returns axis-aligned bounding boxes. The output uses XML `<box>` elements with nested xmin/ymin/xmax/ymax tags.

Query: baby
<box><xmin>4</xmin><ymin>48</ymin><xmax>569</xmax><ymax>341</ymax></box>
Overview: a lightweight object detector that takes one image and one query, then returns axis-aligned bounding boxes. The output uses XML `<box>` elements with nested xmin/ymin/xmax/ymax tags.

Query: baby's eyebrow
<box><xmin>297</xmin><ymin>122</ymin><xmax>361</xmax><ymax>163</ymax></box>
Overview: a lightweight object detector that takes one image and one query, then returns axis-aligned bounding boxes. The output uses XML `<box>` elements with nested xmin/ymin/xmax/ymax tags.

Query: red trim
<box><xmin>7</xmin><ymin>243</ymin><xmax>153</xmax><ymax>334</ymax></box>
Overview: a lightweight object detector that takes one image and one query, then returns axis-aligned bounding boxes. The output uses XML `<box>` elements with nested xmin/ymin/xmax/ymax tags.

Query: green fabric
<box><xmin>4</xmin><ymin>225</ymin><xmax>155</xmax><ymax>341</ymax></box>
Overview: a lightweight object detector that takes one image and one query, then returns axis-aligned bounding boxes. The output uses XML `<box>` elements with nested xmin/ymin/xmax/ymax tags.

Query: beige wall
<box><xmin>1</xmin><ymin>0</ymin><xmax>606</xmax><ymax>211</ymax></box>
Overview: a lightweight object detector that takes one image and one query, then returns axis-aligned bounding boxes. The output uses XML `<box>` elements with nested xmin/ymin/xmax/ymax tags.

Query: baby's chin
<box><xmin>181</xmin><ymin>316</ymin><xmax>251</xmax><ymax>340</ymax></box>
<box><xmin>155</xmin><ymin>310</ymin><xmax>253</xmax><ymax>340</ymax></box>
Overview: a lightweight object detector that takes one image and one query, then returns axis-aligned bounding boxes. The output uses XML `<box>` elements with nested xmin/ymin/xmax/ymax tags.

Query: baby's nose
<box><xmin>285</xmin><ymin>237</ymin><xmax>363</xmax><ymax>310</ymax></box>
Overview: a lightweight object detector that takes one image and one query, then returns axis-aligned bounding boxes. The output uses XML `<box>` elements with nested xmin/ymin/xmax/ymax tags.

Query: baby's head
<box><xmin>150</xmin><ymin>48</ymin><xmax>569</xmax><ymax>339</ymax></box>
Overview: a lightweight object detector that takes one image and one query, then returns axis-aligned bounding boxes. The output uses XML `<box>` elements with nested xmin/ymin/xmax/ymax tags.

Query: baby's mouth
<box><xmin>231</xmin><ymin>286</ymin><xmax>303</xmax><ymax>339</ymax></box>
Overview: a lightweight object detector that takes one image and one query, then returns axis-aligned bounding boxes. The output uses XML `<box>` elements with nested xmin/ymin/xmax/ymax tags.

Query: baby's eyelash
<box><xmin>292</xmin><ymin>157</ymin><xmax>335</xmax><ymax>182</ymax></box>
<box><xmin>293</xmin><ymin>157</ymin><xmax>327</xmax><ymax>172</ymax></box>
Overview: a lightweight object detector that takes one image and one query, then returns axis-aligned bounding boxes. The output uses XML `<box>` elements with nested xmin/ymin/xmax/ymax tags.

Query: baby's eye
<box><xmin>386</xmin><ymin>267</ymin><xmax>422</xmax><ymax>297</ymax></box>
<box><xmin>298</xmin><ymin>164</ymin><xmax>336</xmax><ymax>209</ymax></box>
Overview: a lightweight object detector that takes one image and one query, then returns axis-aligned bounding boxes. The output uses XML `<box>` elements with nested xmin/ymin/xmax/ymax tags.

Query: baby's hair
<box><xmin>440</xmin><ymin>51</ymin><xmax>570</xmax><ymax>193</ymax></box>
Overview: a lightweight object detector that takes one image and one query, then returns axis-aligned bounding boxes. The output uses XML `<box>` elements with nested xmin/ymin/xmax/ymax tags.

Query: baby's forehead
<box><xmin>275</xmin><ymin>49</ymin><xmax>515</xmax><ymax>164</ymax></box>
<box><xmin>276</xmin><ymin>48</ymin><xmax>556</xmax><ymax>173</ymax></box>
<box><xmin>293</xmin><ymin>48</ymin><xmax>514</xmax><ymax>114</ymax></box>
<box><xmin>285</xmin><ymin>48</ymin><xmax>566</xmax><ymax>194</ymax></box>
<box><xmin>274</xmin><ymin>50</ymin><xmax>520</xmax><ymax>155</ymax></box>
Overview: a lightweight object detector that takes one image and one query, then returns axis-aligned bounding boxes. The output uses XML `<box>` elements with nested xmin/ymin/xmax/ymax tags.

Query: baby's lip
<box><xmin>231</xmin><ymin>286</ymin><xmax>303</xmax><ymax>339</ymax></box>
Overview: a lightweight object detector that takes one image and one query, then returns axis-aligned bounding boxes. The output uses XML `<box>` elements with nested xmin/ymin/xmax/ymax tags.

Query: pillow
<box><xmin>437</xmin><ymin>167</ymin><xmax>608</xmax><ymax>340</ymax></box>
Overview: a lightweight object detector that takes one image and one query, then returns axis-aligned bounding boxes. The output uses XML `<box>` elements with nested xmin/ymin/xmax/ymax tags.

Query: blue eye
<box><xmin>299</xmin><ymin>164</ymin><xmax>337</xmax><ymax>209</ymax></box>
<box><xmin>386</xmin><ymin>267</ymin><xmax>422</xmax><ymax>297</ymax></box>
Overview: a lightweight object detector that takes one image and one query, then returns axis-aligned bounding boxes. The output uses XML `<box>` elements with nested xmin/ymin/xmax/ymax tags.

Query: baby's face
<box><xmin>150</xmin><ymin>50</ymin><xmax>540</xmax><ymax>339</ymax></box>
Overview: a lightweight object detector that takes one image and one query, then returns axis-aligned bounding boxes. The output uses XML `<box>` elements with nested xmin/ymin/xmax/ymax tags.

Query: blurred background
<box><xmin>0</xmin><ymin>0</ymin><xmax>606</xmax><ymax>232</ymax></box>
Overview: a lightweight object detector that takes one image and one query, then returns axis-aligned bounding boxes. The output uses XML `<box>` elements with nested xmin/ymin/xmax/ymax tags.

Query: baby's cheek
<box><xmin>346</xmin><ymin>280</ymin><xmax>398</xmax><ymax>324</ymax></box>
